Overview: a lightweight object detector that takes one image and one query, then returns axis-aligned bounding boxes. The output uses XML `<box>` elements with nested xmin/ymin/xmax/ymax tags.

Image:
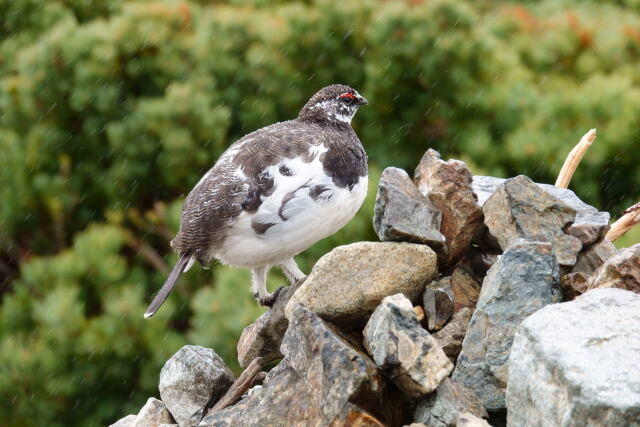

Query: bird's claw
<box><xmin>255</xmin><ymin>286</ymin><xmax>286</xmax><ymax>307</ymax></box>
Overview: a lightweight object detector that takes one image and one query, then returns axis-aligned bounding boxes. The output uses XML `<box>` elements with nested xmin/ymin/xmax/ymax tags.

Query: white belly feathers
<box><xmin>214</xmin><ymin>146</ymin><xmax>368</xmax><ymax>268</ymax></box>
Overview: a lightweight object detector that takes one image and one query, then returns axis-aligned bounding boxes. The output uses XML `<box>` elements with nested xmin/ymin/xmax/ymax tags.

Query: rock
<box><xmin>507</xmin><ymin>288</ymin><xmax>640</xmax><ymax>426</ymax></box>
<box><xmin>133</xmin><ymin>398</ymin><xmax>174</xmax><ymax>427</ymax></box>
<box><xmin>472</xmin><ymin>175</ymin><xmax>610</xmax><ymax>247</ymax></box>
<box><xmin>559</xmin><ymin>272</ymin><xmax>589</xmax><ymax>301</ymax></box>
<box><xmin>449</xmin><ymin>261</ymin><xmax>482</xmax><ymax>312</ymax></box>
<box><xmin>423</xmin><ymin>284</ymin><xmax>454</xmax><ymax>331</ymax></box>
<box><xmin>415</xmin><ymin>149</ymin><xmax>484</xmax><ymax>269</ymax></box>
<box><xmin>159</xmin><ymin>345</ymin><xmax>235</xmax><ymax>427</ymax></box>
<box><xmin>201</xmin><ymin>305</ymin><xmax>389</xmax><ymax>426</ymax></box>
<box><xmin>573</xmin><ymin>238</ymin><xmax>617</xmax><ymax>274</ymax></box>
<box><xmin>363</xmin><ymin>294</ymin><xmax>453</xmax><ymax>398</ymax></box>
<box><xmin>456</xmin><ymin>412</ymin><xmax>491</xmax><ymax>427</ymax></box>
<box><xmin>587</xmin><ymin>244</ymin><xmax>640</xmax><ymax>293</ymax></box>
<box><xmin>330</xmin><ymin>403</ymin><xmax>385</xmax><ymax>426</ymax></box>
<box><xmin>433</xmin><ymin>307</ymin><xmax>473</xmax><ymax>362</ymax></box>
<box><xmin>373</xmin><ymin>167</ymin><xmax>445</xmax><ymax>249</ymax></box>
<box><xmin>109</xmin><ymin>414</ymin><xmax>136</xmax><ymax>427</ymax></box>
<box><xmin>471</xmin><ymin>175</ymin><xmax>505</xmax><ymax>207</ymax></box>
<box><xmin>482</xmin><ymin>175</ymin><xmax>582</xmax><ymax>267</ymax></box>
<box><xmin>237</xmin><ymin>278</ymin><xmax>304</xmax><ymax>368</ymax></box>
<box><xmin>452</xmin><ymin>240</ymin><xmax>562</xmax><ymax>411</ymax></box>
<box><xmin>286</xmin><ymin>242</ymin><xmax>438</xmax><ymax>326</ymax></box>
<box><xmin>538</xmin><ymin>183</ymin><xmax>610</xmax><ymax>246</ymax></box>
<box><xmin>414</xmin><ymin>378</ymin><xmax>488</xmax><ymax>427</ymax></box>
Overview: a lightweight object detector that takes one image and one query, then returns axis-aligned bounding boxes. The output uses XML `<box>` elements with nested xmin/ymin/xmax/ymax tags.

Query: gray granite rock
<box><xmin>363</xmin><ymin>294</ymin><xmax>453</xmax><ymax>398</ymax></box>
<box><xmin>285</xmin><ymin>242</ymin><xmax>438</xmax><ymax>326</ymax></box>
<box><xmin>414</xmin><ymin>378</ymin><xmax>488</xmax><ymax>427</ymax></box>
<box><xmin>452</xmin><ymin>240</ymin><xmax>562</xmax><ymax>411</ymax></box>
<box><xmin>373</xmin><ymin>167</ymin><xmax>445</xmax><ymax>249</ymax></box>
<box><xmin>559</xmin><ymin>272</ymin><xmax>589</xmax><ymax>301</ymax></box>
<box><xmin>433</xmin><ymin>307</ymin><xmax>473</xmax><ymax>362</ymax></box>
<box><xmin>482</xmin><ymin>175</ymin><xmax>582</xmax><ymax>267</ymax></box>
<box><xmin>449</xmin><ymin>260</ymin><xmax>482</xmax><ymax>312</ymax></box>
<box><xmin>415</xmin><ymin>149</ymin><xmax>484</xmax><ymax>269</ymax></box>
<box><xmin>473</xmin><ymin>175</ymin><xmax>610</xmax><ymax>247</ymax></box>
<box><xmin>587</xmin><ymin>243</ymin><xmax>640</xmax><ymax>293</ymax></box>
<box><xmin>201</xmin><ymin>304</ymin><xmax>389</xmax><ymax>426</ymax></box>
<box><xmin>423</xmin><ymin>281</ymin><xmax>454</xmax><ymax>331</ymax></box>
<box><xmin>456</xmin><ymin>412</ymin><xmax>491</xmax><ymax>427</ymax></box>
<box><xmin>538</xmin><ymin>183</ymin><xmax>610</xmax><ymax>246</ymax></box>
<box><xmin>573</xmin><ymin>238</ymin><xmax>617</xmax><ymax>274</ymax></box>
<box><xmin>159</xmin><ymin>345</ymin><xmax>234</xmax><ymax>427</ymax></box>
<box><xmin>236</xmin><ymin>278</ymin><xmax>304</xmax><ymax>368</ymax></box>
<box><xmin>109</xmin><ymin>414</ymin><xmax>136</xmax><ymax>427</ymax></box>
<box><xmin>507</xmin><ymin>288</ymin><xmax>640</xmax><ymax>426</ymax></box>
<box><xmin>472</xmin><ymin>175</ymin><xmax>505</xmax><ymax>207</ymax></box>
<box><xmin>332</xmin><ymin>402</ymin><xmax>385</xmax><ymax>426</ymax></box>
<box><xmin>133</xmin><ymin>398</ymin><xmax>174</xmax><ymax>427</ymax></box>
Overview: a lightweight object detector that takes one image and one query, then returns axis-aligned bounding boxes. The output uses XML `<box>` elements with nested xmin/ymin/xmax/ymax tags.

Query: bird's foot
<box><xmin>255</xmin><ymin>286</ymin><xmax>286</xmax><ymax>308</ymax></box>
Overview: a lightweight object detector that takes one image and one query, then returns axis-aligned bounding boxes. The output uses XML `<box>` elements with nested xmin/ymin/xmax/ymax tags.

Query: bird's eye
<box><xmin>338</xmin><ymin>93</ymin><xmax>356</xmax><ymax>102</ymax></box>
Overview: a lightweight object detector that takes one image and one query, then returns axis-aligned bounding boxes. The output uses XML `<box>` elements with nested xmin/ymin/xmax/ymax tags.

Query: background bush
<box><xmin>1</xmin><ymin>0</ymin><xmax>639</xmax><ymax>425</ymax></box>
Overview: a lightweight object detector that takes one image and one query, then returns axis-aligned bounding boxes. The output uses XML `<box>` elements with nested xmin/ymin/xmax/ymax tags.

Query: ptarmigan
<box><xmin>145</xmin><ymin>84</ymin><xmax>368</xmax><ymax>318</ymax></box>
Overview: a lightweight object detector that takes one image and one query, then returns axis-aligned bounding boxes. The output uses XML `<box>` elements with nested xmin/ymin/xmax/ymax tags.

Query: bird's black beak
<box><xmin>357</xmin><ymin>95</ymin><xmax>368</xmax><ymax>106</ymax></box>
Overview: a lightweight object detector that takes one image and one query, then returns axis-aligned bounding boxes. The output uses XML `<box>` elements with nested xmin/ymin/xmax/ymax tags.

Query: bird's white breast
<box><xmin>213</xmin><ymin>147</ymin><xmax>368</xmax><ymax>268</ymax></box>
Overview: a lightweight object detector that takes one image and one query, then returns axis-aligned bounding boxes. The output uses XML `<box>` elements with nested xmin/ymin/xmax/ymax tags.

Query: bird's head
<box><xmin>298</xmin><ymin>84</ymin><xmax>368</xmax><ymax>127</ymax></box>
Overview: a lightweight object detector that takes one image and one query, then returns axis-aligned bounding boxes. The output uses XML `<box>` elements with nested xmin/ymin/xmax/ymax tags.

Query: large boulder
<box><xmin>285</xmin><ymin>242</ymin><xmax>438</xmax><ymax>326</ymax></box>
<box><xmin>159</xmin><ymin>345</ymin><xmax>235</xmax><ymax>427</ymax></box>
<box><xmin>363</xmin><ymin>294</ymin><xmax>453</xmax><ymax>397</ymax></box>
<box><xmin>414</xmin><ymin>149</ymin><xmax>484</xmax><ymax>270</ymax></box>
<box><xmin>452</xmin><ymin>240</ymin><xmax>562</xmax><ymax>411</ymax></box>
<box><xmin>587</xmin><ymin>243</ymin><xmax>640</xmax><ymax>293</ymax></box>
<box><xmin>472</xmin><ymin>175</ymin><xmax>610</xmax><ymax>246</ymax></box>
<box><xmin>414</xmin><ymin>378</ymin><xmax>488</xmax><ymax>427</ymax></box>
<box><xmin>507</xmin><ymin>288</ymin><xmax>640</xmax><ymax>426</ymax></box>
<box><xmin>201</xmin><ymin>304</ymin><xmax>390</xmax><ymax>426</ymax></box>
<box><xmin>482</xmin><ymin>175</ymin><xmax>582</xmax><ymax>267</ymax></box>
<box><xmin>373</xmin><ymin>167</ymin><xmax>445</xmax><ymax>249</ymax></box>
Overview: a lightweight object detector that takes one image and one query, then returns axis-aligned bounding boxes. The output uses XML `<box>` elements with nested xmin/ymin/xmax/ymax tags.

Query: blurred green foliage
<box><xmin>1</xmin><ymin>0</ymin><xmax>639</xmax><ymax>425</ymax></box>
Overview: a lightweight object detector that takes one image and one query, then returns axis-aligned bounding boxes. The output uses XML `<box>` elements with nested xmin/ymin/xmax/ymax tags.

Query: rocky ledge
<box><xmin>111</xmin><ymin>148</ymin><xmax>640</xmax><ymax>427</ymax></box>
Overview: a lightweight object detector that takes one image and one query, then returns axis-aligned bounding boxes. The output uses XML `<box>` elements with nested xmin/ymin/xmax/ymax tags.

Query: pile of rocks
<box><xmin>111</xmin><ymin>149</ymin><xmax>640</xmax><ymax>427</ymax></box>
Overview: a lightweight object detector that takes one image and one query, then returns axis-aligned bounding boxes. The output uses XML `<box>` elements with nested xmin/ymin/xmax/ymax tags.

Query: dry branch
<box><xmin>206</xmin><ymin>357</ymin><xmax>265</xmax><ymax>416</ymax></box>
<box><xmin>606</xmin><ymin>202</ymin><xmax>640</xmax><ymax>242</ymax></box>
<box><xmin>555</xmin><ymin>129</ymin><xmax>596</xmax><ymax>189</ymax></box>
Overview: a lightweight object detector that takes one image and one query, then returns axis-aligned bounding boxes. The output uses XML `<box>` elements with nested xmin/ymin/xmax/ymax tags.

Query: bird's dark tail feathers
<box><xmin>144</xmin><ymin>253</ymin><xmax>191</xmax><ymax>319</ymax></box>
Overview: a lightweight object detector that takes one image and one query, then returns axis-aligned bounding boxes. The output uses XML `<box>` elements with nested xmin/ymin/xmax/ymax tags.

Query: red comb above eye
<box><xmin>339</xmin><ymin>93</ymin><xmax>355</xmax><ymax>99</ymax></box>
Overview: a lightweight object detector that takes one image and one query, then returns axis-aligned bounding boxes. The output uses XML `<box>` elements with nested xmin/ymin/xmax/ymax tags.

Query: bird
<box><xmin>144</xmin><ymin>84</ymin><xmax>369</xmax><ymax>318</ymax></box>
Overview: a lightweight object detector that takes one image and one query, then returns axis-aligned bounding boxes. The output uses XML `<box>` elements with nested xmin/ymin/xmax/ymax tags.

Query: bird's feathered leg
<box><xmin>252</xmin><ymin>266</ymin><xmax>276</xmax><ymax>307</ymax></box>
<box><xmin>144</xmin><ymin>253</ymin><xmax>191</xmax><ymax>319</ymax></box>
<box><xmin>279</xmin><ymin>258</ymin><xmax>307</xmax><ymax>284</ymax></box>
